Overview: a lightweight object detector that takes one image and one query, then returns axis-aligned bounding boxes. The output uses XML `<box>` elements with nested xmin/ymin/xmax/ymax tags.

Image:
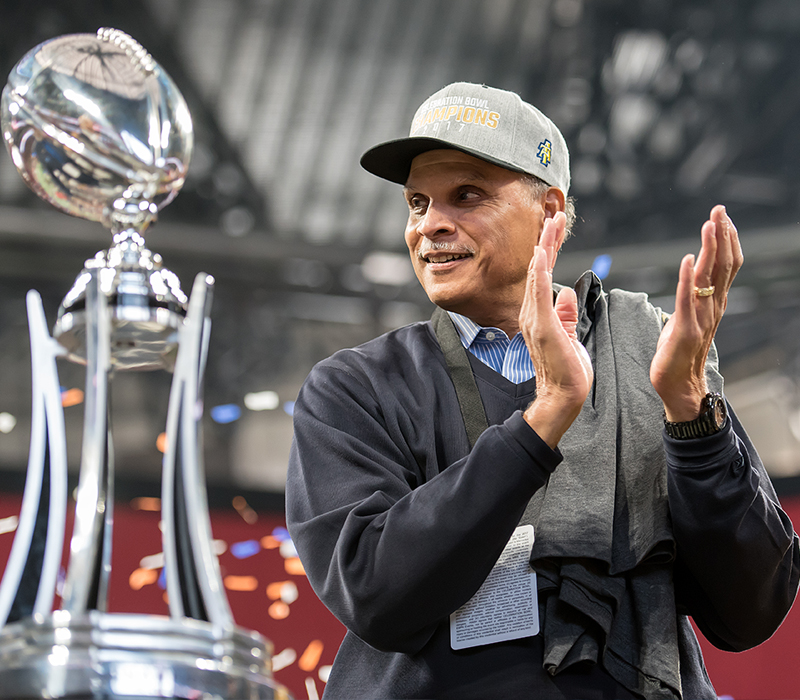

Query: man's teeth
<box><xmin>425</xmin><ymin>253</ymin><xmax>468</xmax><ymax>263</ymax></box>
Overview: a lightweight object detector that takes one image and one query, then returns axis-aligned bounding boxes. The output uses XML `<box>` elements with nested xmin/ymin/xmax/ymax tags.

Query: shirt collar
<box><xmin>447</xmin><ymin>311</ymin><xmax>481</xmax><ymax>347</ymax></box>
<box><xmin>447</xmin><ymin>311</ymin><xmax>511</xmax><ymax>348</ymax></box>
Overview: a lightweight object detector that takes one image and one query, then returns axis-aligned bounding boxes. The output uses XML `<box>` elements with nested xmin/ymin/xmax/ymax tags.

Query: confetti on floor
<box><xmin>61</xmin><ymin>388</ymin><xmax>84</xmax><ymax>407</ymax></box>
<box><xmin>268</xmin><ymin>601</ymin><xmax>291</xmax><ymax>620</ymax></box>
<box><xmin>305</xmin><ymin>677</ymin><xmax>319</xmax><ymax>700</ymax></box>
<box><xmin>131</xmin><ymin>497</ymin><xmax>161</xmax><ymax>512</ymax></box>
<box><xmin>272</xmin><ymin>648</ymin><xmax>297</xmax><ymax>672</ymax></box>
<box><xmin>0</xmin><ymin>515</ymin><xmax>19</xmax><ymax>535</ymax></box>
<box><xmin>298</xmin><ymin>640</ymin><xmax>324</xmax><ymax>672</ymax></box>
<box><xmin>139</xmin><ymin>553</ymin><xmax>164</xmax><ymax>570</ymax></box>
<box><xmin>266</xmin><ymin>580</ymin><xmax>298</xmax><ymax>604</ymax></box>
<box><xmin>232</xmin><ymin>495</ymin><xmax>258</xmax><ymax>524</ymax></box>
<box><xmin>284</xmin><ymin>557</ymin><xmax>305</xmax><ymax>576</ymax></box>
<box><xmin>230</xmin><ymin>539</ymin><xmax>261</xmax><ymax>559</ymax></box>
<box><xmin>129</xmin><ymin>568</ymin><xmax>159</xmax><ymax>591</ymax></box>
<box><xmin>223</xmin><ymin>575</ymin><xmax>259</xmax><ymax>592</ymax></box>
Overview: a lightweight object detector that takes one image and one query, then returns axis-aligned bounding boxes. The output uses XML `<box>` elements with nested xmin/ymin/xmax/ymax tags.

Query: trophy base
<box><xmin>0</xmin><ymin>611</ymin><xmax>291</xmax><ymax>699</ymax></box>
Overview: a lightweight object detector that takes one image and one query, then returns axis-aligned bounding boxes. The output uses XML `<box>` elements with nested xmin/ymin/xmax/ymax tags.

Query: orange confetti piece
<box><xmin>298</xmin><ymin>640</ymin><xmax>324</xmax><ymax>672</ymax></box>
<box><xmin>268</xmin><ymin>601</ymin><xmax>290</xmax><ymax>620</ymax></box>
<box><xmin>232</xmin><ymin>496</ymin><xmax>258</xmax><ymax>524</ymax></box>
<box><xmin>223</xmin><ymin>575</ymin><xmax>258</xmax><ymax>592</ymax></box>
<box><xmin>156</xmin><ymin>432</ymin><xmax>168</xmax><ymax>454</ymax></box>
<box><xmin>266</xmin><ymin>581</ymin><xmax>291</xmax><ymax>600</ymax></box>
<box><xmin>61</xmin><ymin>388</ymin><xmax>84</xmax><ymax>408</ymax></box>
<box><xmin>131</xmin><ymin>497</ymin><xmax>161</xmax><ymax>512</ymax></box>
<box><xmin>284</xmin><ymin>557</ymin><xmax>305</xmax><ymax>576</ymax></box>
<box><xmin>129</xmin><ymin>568</ymin><xmax>159</xmax><ymax>591</ymax></box>
<box><xmin>260</xmin><ymin>535</ymin><xmax>280</xmax><ymax>549</ymax></box>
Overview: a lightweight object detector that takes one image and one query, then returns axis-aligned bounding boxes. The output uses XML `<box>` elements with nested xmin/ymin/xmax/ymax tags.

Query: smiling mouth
<box><xmin>420</xmin><ymin>252</ymin><xmax>472</xmax><ymax>264</ymax></box>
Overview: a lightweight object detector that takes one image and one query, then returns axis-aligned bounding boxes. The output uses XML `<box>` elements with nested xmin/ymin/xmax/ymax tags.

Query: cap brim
<box><xmin>361</xmin><ymin>136</ymin><xmax>532</xmax><ymax>186</ymax></box>
<box><xmin>360</xmin><ymin>137</ymin><xmax>462</xmax><ymax>184</ymax></box>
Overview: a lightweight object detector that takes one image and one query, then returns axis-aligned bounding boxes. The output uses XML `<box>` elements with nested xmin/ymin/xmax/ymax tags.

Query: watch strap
<box><xmin>664</xmin><ymin>393</ymin><xmax>726</xmax><ymax>439</ymax></box>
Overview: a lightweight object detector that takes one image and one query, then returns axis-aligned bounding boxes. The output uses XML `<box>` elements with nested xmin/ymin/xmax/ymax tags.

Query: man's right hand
<box><xmin>519</xmin><ymin>212</ymin><xmax>593</xmax><ymax>448</ymax></box>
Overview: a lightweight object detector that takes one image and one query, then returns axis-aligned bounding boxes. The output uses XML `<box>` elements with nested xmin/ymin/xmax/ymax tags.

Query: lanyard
<box><xmin>431</xmin><ymin>307</ymin><xmax>489</xmax><ymax>449</ymax></box>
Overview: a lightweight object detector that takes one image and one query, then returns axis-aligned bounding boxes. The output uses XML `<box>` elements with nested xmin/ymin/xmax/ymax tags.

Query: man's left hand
<box><xmin>650</xmin><ymin>205</ymin><xmax>743</xmax><ymax>422</ymax></box>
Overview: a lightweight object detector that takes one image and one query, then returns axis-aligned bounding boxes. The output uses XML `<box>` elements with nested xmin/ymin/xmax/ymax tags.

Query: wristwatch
<box><xmin>664</xmin><ymin>392</ymin><xmax>727</xmax><ymax>439</ymax></box>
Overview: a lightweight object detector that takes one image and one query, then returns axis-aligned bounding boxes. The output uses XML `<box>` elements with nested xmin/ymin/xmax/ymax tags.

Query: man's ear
<box><xmin>544</xmin><ymin>187</ymin><xmax>565</xmax><ymax>219</ymax></box>
<box><xmin>544</xmin><ymin>187</ymin><xmax>567</xmax><ymax>252</ymax></box>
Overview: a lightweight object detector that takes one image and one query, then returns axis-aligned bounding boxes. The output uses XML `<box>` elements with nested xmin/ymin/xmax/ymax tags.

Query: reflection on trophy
<box><xmin>0</xmin><ymin>28</ymin><xmax>289</xmax><ymax>699</ymax></box>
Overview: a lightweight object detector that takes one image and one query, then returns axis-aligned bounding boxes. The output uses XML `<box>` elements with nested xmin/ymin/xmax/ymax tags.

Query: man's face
<box><xmin>403</xmin><ymin>150</ymin><xmax>549</xmax><ymax>330</ymax></box>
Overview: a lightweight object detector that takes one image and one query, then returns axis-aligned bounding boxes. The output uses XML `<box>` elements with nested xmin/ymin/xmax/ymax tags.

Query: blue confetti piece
<box><xmin>283</xmin><ymin>401</ymin><xmax>295</xmax><ymax>416</ymax></box>
<box><xmin>210</xmin><ymin>404</ymin><xmax>242</xmax><ymax>424</ymax></box>
<box><xmin>158</xmin><ymin>567</ymin><xmax>167</xmax><ymax>590</ymax></box>
<box><xmin>272</xmin><ymin>527</ymin><xmax>291</xmax><ymax>542</ymax></box>
<box><xmin>591</xmin><ymin>253</ymin><xmax>612</xmax><ymax>280</ymax></box>
<box><xmin>230</xmin><ymin>539</ymin><xmax>261</xmax><ymax>559</ymax></box>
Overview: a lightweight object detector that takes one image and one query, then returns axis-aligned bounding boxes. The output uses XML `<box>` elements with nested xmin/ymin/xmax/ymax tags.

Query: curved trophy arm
<box><xmin>60</xmin><ymin>272</ymin><xmax>114</xmax><ymax>614</ymax></box>
<box><xmin>162</xmin><ymin>273</ymin><xmax>233</xmax><ymax>627</ymax></box>
<box><xmin>0</xmin><ymin>291</ymin><xmax>68</xmax><ymax>626</ymax></box>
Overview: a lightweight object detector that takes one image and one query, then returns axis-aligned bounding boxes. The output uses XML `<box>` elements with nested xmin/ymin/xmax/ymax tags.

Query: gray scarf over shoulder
<box><xmin>521</xmin><ymin>271</ymin><xmax>723</xmax><ymax>699</ymax></box>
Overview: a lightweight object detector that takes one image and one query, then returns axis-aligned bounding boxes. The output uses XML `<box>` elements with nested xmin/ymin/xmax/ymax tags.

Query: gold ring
<box><xmin>693</xmin><ymin>285</ymin><xmax>715</xmax><ymax>297</ymax></box>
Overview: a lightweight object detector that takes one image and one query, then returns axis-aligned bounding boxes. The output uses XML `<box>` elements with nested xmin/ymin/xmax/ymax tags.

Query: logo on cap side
<box><xmin>537</xmin><ymin>139</ymin><xmax>552</xmax><ymax>167</ymax></box>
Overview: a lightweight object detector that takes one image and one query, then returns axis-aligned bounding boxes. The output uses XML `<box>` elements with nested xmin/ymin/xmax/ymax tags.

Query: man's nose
<box><xmin>416</xmin><ymin>202</ymin><xmax>456</xmax><ymax>239</ymax></box>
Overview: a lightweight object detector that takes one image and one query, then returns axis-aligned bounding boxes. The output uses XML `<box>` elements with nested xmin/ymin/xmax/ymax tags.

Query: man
<box><xmin>286</xmin><ymin>83</ymin><xmax>800</xmax><ymax>699</ymax></box>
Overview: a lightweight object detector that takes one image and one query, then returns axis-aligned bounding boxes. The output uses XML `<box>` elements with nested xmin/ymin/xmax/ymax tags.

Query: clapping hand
<box><xmin>650</xmin><ymin>205</ymin><xmax>743</xmax><ymax>421</ymax></box>
<box><xmin>520</xmin><ymin>211</ymin><xmax>594</xmax><ymax>447</ymax></box>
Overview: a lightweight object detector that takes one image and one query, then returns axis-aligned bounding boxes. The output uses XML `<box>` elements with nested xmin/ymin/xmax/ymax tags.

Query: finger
<box><xmin>547</xmin><ymin>212</ymin><xmax>566</xmax><ymax>270</ymax></box>
<box><xmin>522</xmin><ymin>245</ymin><xmax>547</xmax><ymax>319</ymax></box>
<box><xmin>711</xmin><ymin>205</ymin><xmax>743</xmax><ymax>290</ymax></box>
<box><xmin>693</xmin><ymin>218</ymin><xmax>718</xmax><ymax>290</ymax></box>
<box><xmin>674</xmin><ymin>253</ymin><xmax>697</xmax><ymax>321</ymax></box>
<box><xmin>520</xmin><ymin>247</ymin><xmax>538</xmax><ymax>322</ymax></box>
<box><xmin>553</xmin><ymin>287</ymin><xmax>579</xmax><ymax>340</ymax></box>
<box><xmin>529</xmin><ymin>245</ymin><xmax>562</xmax><ymax>340</ymax></box>
<box><xmin>539</xmin><ymin>211</ymin><xmax>565</xmax><ymax>271</ymax></box>
<box><xmin>532</xmin><ymin>244</ymin><xmax>552</xmax><ymax>305</ymax></box>
<box><xmin>538</xmin><ymin>216</ymin><xmax>555</xmax><ymax>249</ymax></box>
<box><xmin>727</xmin><ymin>212</ymin><xmax>744</xmax><ymax>273</ymax></box>
<box><xmin>538</xmin><ymin>217</ymin><xmax>557</xmax><ymax>270</ymax></box>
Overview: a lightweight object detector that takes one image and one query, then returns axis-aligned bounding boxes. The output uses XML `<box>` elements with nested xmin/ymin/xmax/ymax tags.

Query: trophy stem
<box><xmin>61</xmin><ymin>272</ymin><xmax>115</xmax><ymax>614</ymax></box>
<box><xmin>0</xmin><ymin>292</ymin><xmax>68</xmax><ymax>625</ymax></box>
<box><xmin>162</xmin><ymin>273</ymin><xmax>233</xmax><ymax>628</ymax></box>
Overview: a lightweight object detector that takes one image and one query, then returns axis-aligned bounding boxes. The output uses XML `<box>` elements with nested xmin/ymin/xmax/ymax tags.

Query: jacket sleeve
<box><xmin>666</xmin><ymin>403</ymin><xmax>800</xmax><ymax>651</ymax></box>
<box><xmin>285</xmin><ymin>360</ymin><xmax>559</xmax><ymax>655</ymax></box>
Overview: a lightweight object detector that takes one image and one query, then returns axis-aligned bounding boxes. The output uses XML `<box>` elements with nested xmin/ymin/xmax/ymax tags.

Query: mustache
<box><xmin>416</xmin><ymin>241</ymin><xmax>476</xmax><ymax>260</ymax></box>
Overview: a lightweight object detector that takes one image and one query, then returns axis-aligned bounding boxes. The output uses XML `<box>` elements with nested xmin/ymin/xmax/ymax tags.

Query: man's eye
<box><xmin>457</xmin><ymin>190</ymin><xmax>480</xmax><ymax>202</ymax></box>
<box><xmin>409</xmin><ymin>196</ymin><xmax>427</xmax><ymax>211</ymax></box>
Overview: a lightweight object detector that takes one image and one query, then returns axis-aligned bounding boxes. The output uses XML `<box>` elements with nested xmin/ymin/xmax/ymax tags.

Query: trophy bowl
<box><xmin>1</xmin><ymin>28</ymin><xmax>195</xmax><ymax>370</ymax></box>
<box><xmin>1</xmin><ymin>27</ymin><xmax>193</xmax><ymax>232</ymax></box>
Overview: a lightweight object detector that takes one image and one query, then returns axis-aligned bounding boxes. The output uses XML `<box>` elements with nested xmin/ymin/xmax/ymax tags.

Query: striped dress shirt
<box><xmin>447</xmin><ymin>311</ymin><xmax>535</xmax><ymax>384</ymax></box>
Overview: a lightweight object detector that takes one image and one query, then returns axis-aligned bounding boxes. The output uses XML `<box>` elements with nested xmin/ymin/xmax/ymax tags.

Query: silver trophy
<box><xmin>0</xmin><ymin>29</ymin><xmax>289</xmax><ymax>699</ymax></box>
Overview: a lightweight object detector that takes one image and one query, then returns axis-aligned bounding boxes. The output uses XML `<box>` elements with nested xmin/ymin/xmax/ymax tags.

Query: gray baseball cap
<box><xmin>361</xmin><ymin>82</ymin><xmax>570</xmax><ymax>195</ymax></box>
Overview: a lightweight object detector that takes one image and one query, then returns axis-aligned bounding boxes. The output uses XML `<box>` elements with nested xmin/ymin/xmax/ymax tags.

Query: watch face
<box><xmin>711</xmin><ymin>395</ymin><xmax>727</xmax><ymax>428</ymax></box>
<box><xmin>665</xmin><ymin>393</ymin><xmax>727</xmax><ymax>439</ymax></box>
